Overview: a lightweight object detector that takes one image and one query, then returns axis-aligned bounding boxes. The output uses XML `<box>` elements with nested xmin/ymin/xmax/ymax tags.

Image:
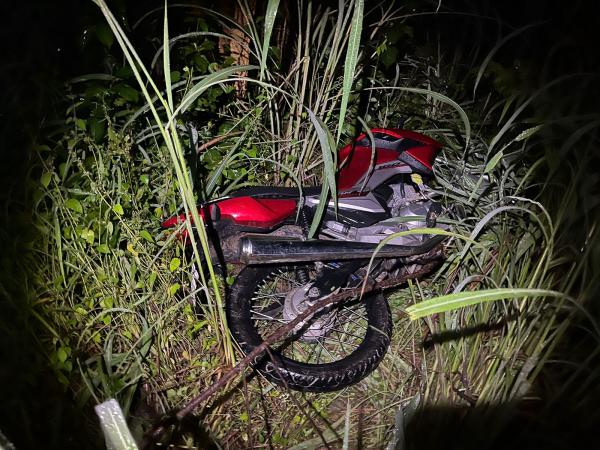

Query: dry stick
<box><xmin>176</xmin><ymin>287</ymin><xmax>370</xmax><ymax>419</ymax></box>
<box><xmin>264</xmin><ymin>347</ymin><xmax>333</xmax><ymax>450</ymax></box>
<box><xmin>241</xmin><ymin>371</ymin><xmax>254</xmax><ymax>449</ymax></box>
<box><xmin>147</xmin><ymin>261</ymin><xmax>439</xmax><ymax>442</ymax></box>
<box><xmin>196</xmin><ymin>131</ymin><xmax>244</xmax><ymax>154</ymax></box>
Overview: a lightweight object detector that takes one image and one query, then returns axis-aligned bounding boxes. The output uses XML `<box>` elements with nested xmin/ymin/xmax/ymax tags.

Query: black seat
<box><xmin>229</xmin><ymin>185</ymin><xmax>322</xmax><ymax>198</ymax></box>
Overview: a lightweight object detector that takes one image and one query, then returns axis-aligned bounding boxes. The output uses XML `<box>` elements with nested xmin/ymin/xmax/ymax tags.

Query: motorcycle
<box><xmin>162</xmin><ymin>127</ymin><xmax>447</xmax><ymax>392</ymax></box>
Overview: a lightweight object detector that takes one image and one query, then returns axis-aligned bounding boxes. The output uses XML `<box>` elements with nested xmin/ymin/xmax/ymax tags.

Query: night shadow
<box><xmin>422</xmin><ymin>312</ymin><xmax>521</xmax><ymax>349</ymax></box>
<box><xmin>402</xmin><ymin>397</ymin><xmax>597</xmax><ymax>450</ymax></box>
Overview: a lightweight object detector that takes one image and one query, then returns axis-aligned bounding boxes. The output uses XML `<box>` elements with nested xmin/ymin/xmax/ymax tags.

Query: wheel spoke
<box><xmin>315</xmin><ymin>338</ymin><xmax>336</xmax><ymax>362</ymax></box>
<box><xmin>338</xmin><ymin>305</ymin><xmax>369</xmax><ymax>331</ymax></box>
<box><xmin>328</xmin><ymin>326</ymin><xmax>365</xmax><ymax>341</ymax></box>
<box><xmin>249</xmin><ymin>266</ymin><xmax>375</xmax><ymax>366</ymax></box>
<box><xmin>272</xmin><ymin>273</ymin><xmax>304</xmax><ymax>288</ymax></box>
<box><xmin>251</xmin><ymin>313</ymin><xmax>286</xmax><ymax>323</ymax></box>
<box><xmin>252</xmin><ymin>292</ymin><xmax>288</xmax><ymax>301</ymax></box>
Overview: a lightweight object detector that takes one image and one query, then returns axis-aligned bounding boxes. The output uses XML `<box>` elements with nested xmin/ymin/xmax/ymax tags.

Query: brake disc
<box><xmin>282</xmin><ymin>284</ymin><xmax>337</xmax><ymax>342</ymax></box>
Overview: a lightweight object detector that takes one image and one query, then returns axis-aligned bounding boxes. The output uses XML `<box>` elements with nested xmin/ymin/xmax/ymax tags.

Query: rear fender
<box><xmin>161</xmin><ymin>196</ymin><xmax>298</xmax><ymax>242</ymax></box>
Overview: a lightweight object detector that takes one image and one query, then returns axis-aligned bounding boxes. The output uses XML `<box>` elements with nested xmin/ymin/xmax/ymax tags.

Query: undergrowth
<box><xmin>28</xmin><ymin>0</ymin><xmax>599</xmax><ymax>448</ymax></box>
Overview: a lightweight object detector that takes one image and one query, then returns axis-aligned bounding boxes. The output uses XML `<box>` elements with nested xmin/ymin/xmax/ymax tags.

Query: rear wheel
<box><xmin>227</xmin><ymin>264</ymin><xmax>392</xmax><ymax>392</ymax></box>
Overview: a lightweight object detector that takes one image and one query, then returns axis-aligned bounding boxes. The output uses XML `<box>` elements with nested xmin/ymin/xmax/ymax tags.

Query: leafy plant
<box><xmin>29</xmin><ymin>1</ymin><xmax>599</xmax><ymax>448</ymax></box>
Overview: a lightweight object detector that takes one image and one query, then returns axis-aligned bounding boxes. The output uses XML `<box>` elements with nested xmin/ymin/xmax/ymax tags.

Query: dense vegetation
<box><xmin>1</xmin><ymin>0</ymin><xmax>599</xmax><ymax>448</ymax></box>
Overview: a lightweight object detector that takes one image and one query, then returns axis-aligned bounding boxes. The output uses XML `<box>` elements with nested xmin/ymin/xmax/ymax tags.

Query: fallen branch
<box><xmin>144</xmin><ymin>259</ymin><xmax>440</xmax><ymax>444</ymax></box>
<box><xmin>196</xmin><ymin>131</ymin><xmax>244</xmax><ymax>154</ymax></box>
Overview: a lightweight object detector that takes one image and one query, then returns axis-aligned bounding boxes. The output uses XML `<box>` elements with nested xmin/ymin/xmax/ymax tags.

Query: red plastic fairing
<box><xmin>161</xmin><ymin>209</ymin><xmax>204</xmax><ymax>228</ymax></box>
<box><xmin>336</xmin><ymin>128</ymin><xmax>442</xmax><ymax>190</ymax></box>
<box><xmin>161</xmin><ymin>197</ymin><xmax>297</xmax><ymax>231</ymax></box>
<box><xmin>404</xmin><ymin>145</ymin><xmax>439</xmax><ymax>171</ymax></box>
<box><xmin>161</xmin><ymin>207</ymin><xmax>208</xmax><ymax>241</ymax></box>
<box><xmin>370</xmin><ymin>128</ymin><xmax>442</xmax><ymax>171</ymax></box>
<box><xmin>217</xmin><ymin>197</ymin><xmax>297</xmax><ymax>228</ymax></box>
<box><xmin>369</xmin><ymin>128</ymin><xmax>441</xmax><ymax>146</ymax></box>
<box><xmin>338</xmin><ymin>145</ymin><xmax>399</xmax><ymax>191</ymax></box>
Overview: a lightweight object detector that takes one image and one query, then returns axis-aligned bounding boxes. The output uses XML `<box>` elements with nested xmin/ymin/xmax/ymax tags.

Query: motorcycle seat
<box><xmin>229</xmin><ymin>185</ymin><xmax>322</xmax><ymax>198</ymax></box>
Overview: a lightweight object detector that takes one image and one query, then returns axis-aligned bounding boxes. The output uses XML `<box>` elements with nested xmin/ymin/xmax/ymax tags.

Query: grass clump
<box><xmin>27</xmin><ymin>0</ymin><xmax>599</xmax><ymax>448</ymax></box>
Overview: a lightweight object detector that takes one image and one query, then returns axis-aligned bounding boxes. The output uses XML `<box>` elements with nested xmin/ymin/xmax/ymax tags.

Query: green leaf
<box><xmin>405</xmin><ymin>288</ymin><xmax>568</xmax><ymax>320</ymax></box>
<box><xmin>89</xmin><ymin>118</ymin><xmax>106</xmax><ymax>143</ymax></box>
<box><xmin>139</xmin><ymin>230</ymin><xmax>154</xmax><ymax>243</ymax></box>
<box><xmin>40</xmin><ymin>172</ymin><xmax>52</xmax><ymax>188</ymax></box>
<box><xmin>65</xmin><ymin>198</ymin><xmax>83</xmax><ymax>214</ymax></box>
<box><xmin>113</xmin><ymin>203</ymin><xmax>124</xmax><ymax>215</ymax></box>
<box><xmin>115</xmin><ymin>85</ymin><xmax>139</xmax><ymax>103</ymax></box>
<box><xmin>100</xmin><ymin>297</ymin><xmax>114</xmax><ymax>309</ymax></box>
<box><xmin>168</xmin><ymin>283</ymin><xmax>181</xmax><ymax>296</ymax></box>
<box><xmin>95</xmin><ymin>23</ymin><xmax>114</xmax><ymax>48</ymax></box>
<box><xmin>57</xmin><ymin>347</ymin><xmax>68</xmax><ymax>363</ymax></box>
<box><xmin>163</xmin><ymin>1</ymin><xmax>174</xmax><ymax>113</ymax></box>
<box><xmin>147</xmin><ymin>272</ymin><xmax>157</xmax><ymax>290</ymax></box>
<box><xmin>96</xmin><ymin>244</ymin><xmax>110</xmax><ymax>254</ymax></box>
<box><xmin>169</xmin><ymin>257</ymin><xmax>181</xmax><ymax>272</ymax></box>
<box><xmin>381</xmin><ymin>46</ymin><xmax>399</xmax><ymax>68</ymax></box>
<box><xmin>80</xmin><ymin>229</ymin><xmax>95</xmax><ymax>245</ymax></box>
<box><xmin>75</xmin><ymin>118</ymin><xmax>87</xmax><ymax>131</ymax></box>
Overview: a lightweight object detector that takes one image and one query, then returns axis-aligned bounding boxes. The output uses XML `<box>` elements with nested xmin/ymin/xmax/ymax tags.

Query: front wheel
<box><xmin>226</xmin><ymin>264</ymin><xmax>392</xmax><ymax>392</ymax></box>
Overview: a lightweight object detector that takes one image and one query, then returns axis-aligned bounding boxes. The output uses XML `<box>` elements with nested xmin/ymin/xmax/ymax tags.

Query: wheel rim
<box><xmin>249</xmin><ymin>265</ymin><xmax>371</xmax><ymax>365</ymax></box>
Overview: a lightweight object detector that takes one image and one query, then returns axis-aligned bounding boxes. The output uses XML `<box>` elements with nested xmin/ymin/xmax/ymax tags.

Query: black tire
<box><xmin>227</xmin><ymin>264</ymin><xmax>392</xmax><ymax>392</ymax></box>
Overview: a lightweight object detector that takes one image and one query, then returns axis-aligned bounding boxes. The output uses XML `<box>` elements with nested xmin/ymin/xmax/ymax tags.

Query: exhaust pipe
<box><xmin>239</xmin><ymin>234</ymin><xmax>445</xmax><ymax>264</ymax></box>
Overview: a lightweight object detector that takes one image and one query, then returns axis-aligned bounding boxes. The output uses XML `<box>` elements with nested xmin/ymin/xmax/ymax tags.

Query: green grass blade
<box><xmin>307</xmin><ymin>110</ymin><xmax>337</xmax><ymax>237</ymax></box>
<box><xmin>260</xmin><ymin>0</ymin><xmax>280</xmax><ymax>81</ymax></box>
<box><xmin>307</xmin><ymin>183</ymin><xmax>329</xmax><ymax>239</ymax></box>
<box><xmin>488</xmin><ymin>74</ymin><xmax>577</xmax><ymax>152</ymax></box>
<box><xmin>336</xmin><ymin>0</ymin><xmax>364</xmax><ymax>143</ymax></box>
<box><xmin>356</xmin><ymin>116</ymin><xmax>376</xmax><ymax>192</ymax></box>
<box><xmin>163</xmin><ymin>1</ymin><xmax>174</xmax><ymax>113</ymax></box>
<box><xmin>406</xmin><ymin>288</ymin><xmax>569</xmax><ymax>320</ymax></box>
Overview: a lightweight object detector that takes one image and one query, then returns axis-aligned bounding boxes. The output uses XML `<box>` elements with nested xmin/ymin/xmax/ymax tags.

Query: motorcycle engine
<box><xmin>321</xmin><ymin>182</ymin><xmax>443</xmax><ymax>247</ymax></box>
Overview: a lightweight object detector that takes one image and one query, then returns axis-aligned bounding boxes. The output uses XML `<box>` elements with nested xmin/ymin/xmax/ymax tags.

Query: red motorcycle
<box><xmin>163</xmin><ymin>128</ymin><xmax>447</xmax><ymax>392</ymax></box>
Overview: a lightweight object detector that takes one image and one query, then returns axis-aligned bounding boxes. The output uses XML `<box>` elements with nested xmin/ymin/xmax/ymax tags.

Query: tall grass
<box><xmin>31</xmin><ymin>0</ymin><xmax>599</xmax><ymax>448</ymax></box>
<box><xmin>91</xmin><ymin>0</ymin><xmax>246</xmax><ymax>365</ymax></box>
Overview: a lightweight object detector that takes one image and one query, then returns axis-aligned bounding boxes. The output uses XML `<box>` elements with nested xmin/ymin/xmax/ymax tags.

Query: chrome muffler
<box><xmin>239</xmin><ymin>234</ymin><xmax>445</xmax><ymax>264</ymax></box>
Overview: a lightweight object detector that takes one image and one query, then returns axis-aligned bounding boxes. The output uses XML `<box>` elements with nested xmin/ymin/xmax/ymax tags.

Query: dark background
<box><xmin>0</xmin><ymin>0</ymin><xmax>598</xmax><ymax>448</ymax></box>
